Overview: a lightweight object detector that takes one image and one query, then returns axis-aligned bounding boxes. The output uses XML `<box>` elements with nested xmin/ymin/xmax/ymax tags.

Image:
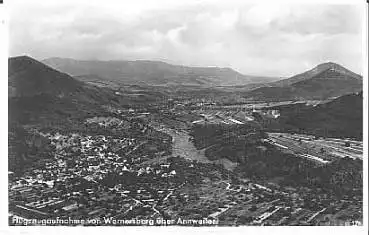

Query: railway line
<box><xmin>266</xmin><ymin>132</ymin><xmax>363</xmax><ymax>163</ymax></box>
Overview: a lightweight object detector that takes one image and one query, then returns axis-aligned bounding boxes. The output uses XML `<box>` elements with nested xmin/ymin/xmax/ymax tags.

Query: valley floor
<box><xmin>8</xmin><ymin>103</ymin><xmax>363</xmax><ymax>226</ymax></box>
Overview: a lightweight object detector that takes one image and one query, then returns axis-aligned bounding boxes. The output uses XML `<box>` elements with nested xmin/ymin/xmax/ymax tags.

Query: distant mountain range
<box><xmin>8</xmin><ymin>55</ymin><xmax>364</xmax><ymax>161</ymax></box>
<box><xmin>42</xmin><ymin>57</ymin><xmax>280</xmax><ymax>86</ymax></box>
<box><xmin>8</xmin><ymin>56</ymin><xmax>363</xmax><ymax>114</ymax></box>
<box><xmin>245</xmin><ymin>62</ymin><xmax>362</xmax><ymax>101</ymax></box>
<box><xmin>42</xmin><ymin>57</ymin><xmax>362</xmax><ymax>101</ymax></box>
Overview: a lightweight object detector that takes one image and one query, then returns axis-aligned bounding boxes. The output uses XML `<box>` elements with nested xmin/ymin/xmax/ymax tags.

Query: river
<box><xmin>151</xmin><ymin>124</ymin><xmax>210</xmax><ymax>163</ymax></box>
<box><xmin>143</xmin><ymin>123</ymin><xmax>238</xmax><ymax>170</ymax></box>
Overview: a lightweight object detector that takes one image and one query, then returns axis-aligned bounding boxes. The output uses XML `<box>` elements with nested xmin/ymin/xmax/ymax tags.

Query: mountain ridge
<box><xmin>244</xmin><ymin>62</ymin><xmax>362</xmax><ymax>101</ymax></box>
<box><xmin>42</xmin><ymin>57</ymin><xmax>280</xmax><ymax>86</ymax></box>
<box><xmin>8</xmin><ymin>56</ymin><xmax>84</xmax><ymax>97</ymax></box>
<box><xmin>271</xmin><ymin>62</ymin><xmax>362</xmax><ymax>87</ymax></box>
<box><xmin>8</xmin><ymin>56</ymin><xmax>123</xmax><ymax>126</ymax></box>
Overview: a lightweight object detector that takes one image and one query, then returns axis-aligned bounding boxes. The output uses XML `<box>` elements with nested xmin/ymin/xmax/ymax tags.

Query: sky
<box><xmin>8</xmin><ymin>0</ymin><xmax>365</xmax><ymax>77</ymax></box>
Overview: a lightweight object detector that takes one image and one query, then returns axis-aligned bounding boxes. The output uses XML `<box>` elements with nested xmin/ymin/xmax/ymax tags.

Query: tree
<box><xmin>249</xmin><ymin>205</ymin><xmax>257</xmax><ymax>212</ymax></box>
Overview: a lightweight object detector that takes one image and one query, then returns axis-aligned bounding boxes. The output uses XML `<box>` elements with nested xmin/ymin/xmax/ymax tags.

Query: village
<box><xmin>8</xmin><ymin>107</ymin><xmax>362</xmax><ymax>226</ymax></box>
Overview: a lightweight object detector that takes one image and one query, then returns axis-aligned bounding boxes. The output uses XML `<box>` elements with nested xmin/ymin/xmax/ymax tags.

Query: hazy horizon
<box><xmin>10</xmin><ymin>55</ymin><xmax>363</xmax><ymax>79</ymax></box>
<box><xmin>8</xmin><ymin>0</ymin><xmax>364</xmax><ymax>77</ymax></box>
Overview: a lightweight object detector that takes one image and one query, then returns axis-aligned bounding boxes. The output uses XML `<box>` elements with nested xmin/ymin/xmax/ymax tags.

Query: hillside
<box><xmin>8</xmin><ymin>56</ymin><xmax>174</xmax><ymax>175</ymax></box>
<box><xmin>42</xmin><ymin>57</ymin><xmax>279</xmax><ymax>86</ymax></box>
<box><xmin>272</xmin><ymin>62</ymin><xmax>362</xmax><ymax>87</ymax></box>
<box><xmin>244</xmin><ymin>62</ymin><xmax>362</xmax><ymax>101</ymax></box>
<box><xmin>8</xmin><ymin>124</ymin><xmax>53</xmax><ymax>174</ymax></box>
<box><xmin>235</xmin><ymin>147</ymin><xmax>362</xmax><ymax>196</ymax></box>
<box><xmin>264</xmin><ymin>92</ymin><xmax>363</xmax><ymax>139</ymax></box>
<box><xmin>8</xmin><ymin>56</ymin><xmax>123</xmax><ymax>126</ymax></box>
<box><xmin>8</xmin><ymin>56</ymin><xmax>84</xmax><ymax>97</ymax></box>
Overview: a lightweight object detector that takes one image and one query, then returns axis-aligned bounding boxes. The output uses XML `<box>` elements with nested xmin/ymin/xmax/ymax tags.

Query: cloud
<box><xmin>8</xmin><ymin>0</ymin><xmax>364</xmax><ymax>76</ymax></box>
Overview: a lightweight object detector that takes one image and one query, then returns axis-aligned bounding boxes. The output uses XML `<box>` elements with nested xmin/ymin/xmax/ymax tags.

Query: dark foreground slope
<box><xmin>235</xmin><ymin>146</ymin><xmax>362</xmax><ymax>197</ymax></box>
<box><xmin>265</xmin><ymin>92</ymin><xmax>363</xmax><ymax>139</ymax></box>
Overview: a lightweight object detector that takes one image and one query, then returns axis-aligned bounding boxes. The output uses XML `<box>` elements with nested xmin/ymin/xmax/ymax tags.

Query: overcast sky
<box><xmin>8</xmin><ymin>0</ymin><xmax>364</xmax><ymax>77</ymax></box>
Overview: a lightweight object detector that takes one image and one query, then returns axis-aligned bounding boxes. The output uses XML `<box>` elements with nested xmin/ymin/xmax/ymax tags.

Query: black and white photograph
<box><xmin>2</xmin><ymin>0</ymin><xmax>368</xmax><ymax>231</ymax></box>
